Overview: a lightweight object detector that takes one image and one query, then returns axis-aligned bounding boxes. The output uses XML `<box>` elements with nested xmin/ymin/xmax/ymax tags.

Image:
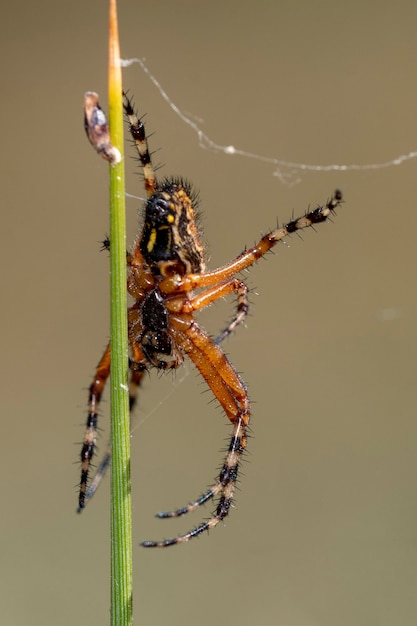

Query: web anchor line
<box><xmin>121</xmin><ymin>56</ymin><xmax>417</xmax><ymax>185</ymax></box>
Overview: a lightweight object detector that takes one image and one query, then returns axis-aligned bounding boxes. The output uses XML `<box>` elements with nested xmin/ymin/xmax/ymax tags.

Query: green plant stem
<box><xmin>108</xmin><ymin>1</ymin><xmax>133</xmax><ymax>624</ymax></box>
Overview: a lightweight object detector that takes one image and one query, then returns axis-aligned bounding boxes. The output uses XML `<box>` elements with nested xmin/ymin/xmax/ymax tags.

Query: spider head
<box><xmin>140</xmin><ymin>179</ymin><xmax>205</xmax><ymax>276</ymax></box>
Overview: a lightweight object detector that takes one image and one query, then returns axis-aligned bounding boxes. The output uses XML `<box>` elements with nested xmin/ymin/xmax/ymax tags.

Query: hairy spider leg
<box><xmin>183</xmin><ymin>277</ymin><xmax>250</xmax><ymax>344</ymax></box>
<box><xmin>79</xmin><ymin>366</ymin><xmax>146</xmax><ymax>510</ymax></box>
<box><xmin>158</xmin><ymin>191</ymin><xmax>343</xmax><ymax>298</ymax></box>
<box><xmin>123</xmin><ymin>93</ymin><xmax>157</xmax><ymax>196</ymax></box>
<box><xmin>141</xmin><ymin>322</ymin><xmax>249</xmax><ymax>547</ymax></box>
<box><xmin>78</xmin><ymin>343</ymin><xmax>111</xmax><ymax>511</ymax></box>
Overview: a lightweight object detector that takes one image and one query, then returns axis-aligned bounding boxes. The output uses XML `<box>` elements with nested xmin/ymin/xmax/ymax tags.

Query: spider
<box><xmin>79</xmin><ymin>92</ymin><xmax>343</xmax><ymax>547</ymax></box>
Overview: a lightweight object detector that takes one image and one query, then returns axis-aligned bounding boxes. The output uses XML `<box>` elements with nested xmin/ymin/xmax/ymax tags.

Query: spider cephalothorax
<box><xmin>79</xmin><ymin>92</ymin><xmax>343</xmax><ymax>547</ymax></box>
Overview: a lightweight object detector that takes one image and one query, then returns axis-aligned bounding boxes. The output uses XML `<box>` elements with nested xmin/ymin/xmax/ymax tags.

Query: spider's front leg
<box><xmin>159</xmin><ymin>190</ymin><xmax>343</xmax><ymax>297</ymax></box>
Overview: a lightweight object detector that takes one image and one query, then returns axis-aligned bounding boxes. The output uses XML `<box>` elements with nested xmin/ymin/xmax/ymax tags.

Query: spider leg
<box><xmin>180</xmin><ymin>278</ymin><xmax>249</xmax><ymax>345</ymax></box>
<box><xmin>213</xmin><ymin>280</ymin><xmax>249</xmax><ymax>344</ymax></box>
<box><xmin>141</xmin><ymin>322</ymin><xmax>249</xmax><ymax>547</ymax></box>
<box><xmin>159</xmin><ymin>190</ymin><xmax>343</xmax><ymax>296</ymax></box>
<box><xmin>123</xmin><ymin>93</ymin><xmax>157</xmax><ymax>197</ymax></box>
<box><xmin>79</xmin><ymin>367</ymin><xmax>146</xmax><ymax>509</ymax></box>
<box><xmin>78</xmin><ymin>342</ymin><xmax>111</xmax><ymax>511</ymax></box>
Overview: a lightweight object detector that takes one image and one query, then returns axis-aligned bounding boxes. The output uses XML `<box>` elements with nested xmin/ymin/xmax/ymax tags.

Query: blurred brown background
<box><xmin>1</xmin><ymin>0</ymin><xmax>417</xmax><ymax>624</ymax></box>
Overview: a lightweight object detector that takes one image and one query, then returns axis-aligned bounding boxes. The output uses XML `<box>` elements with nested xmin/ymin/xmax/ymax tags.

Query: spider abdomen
<box><xmin>139</xmin><ymin>182</ymin><xmax>205</xmax><ymax>276</ymax></box>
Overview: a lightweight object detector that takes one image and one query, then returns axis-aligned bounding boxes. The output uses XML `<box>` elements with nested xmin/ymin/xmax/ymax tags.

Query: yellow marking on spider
<box><xmin>147</xmin><ymin>228</ymin><xmax>157</xmax><ymax>252</ymax></box>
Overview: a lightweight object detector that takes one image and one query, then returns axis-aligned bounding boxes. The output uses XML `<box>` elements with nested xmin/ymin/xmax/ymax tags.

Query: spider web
<box><xmin>130</xmin><ymin>365</ymin><xmax>191</xmax><ymax>436</ymax></box>
<box><xmin>121</xmin><ymin>57</ymin><xmax>417</xmax><ymax>186</ymax></box>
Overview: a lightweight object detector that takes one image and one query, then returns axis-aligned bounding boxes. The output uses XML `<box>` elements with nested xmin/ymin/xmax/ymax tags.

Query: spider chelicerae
<box><xmin>79</xmin><ymin>92</ymin><xmax>343</xmax><ymax>547</ymax></box>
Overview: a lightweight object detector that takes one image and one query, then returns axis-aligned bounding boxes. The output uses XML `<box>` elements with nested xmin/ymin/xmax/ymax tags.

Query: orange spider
<box><xmin>80</xmin><ymin>92</ymin><xmax>343</xmax><ymax>547</ymax></box>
